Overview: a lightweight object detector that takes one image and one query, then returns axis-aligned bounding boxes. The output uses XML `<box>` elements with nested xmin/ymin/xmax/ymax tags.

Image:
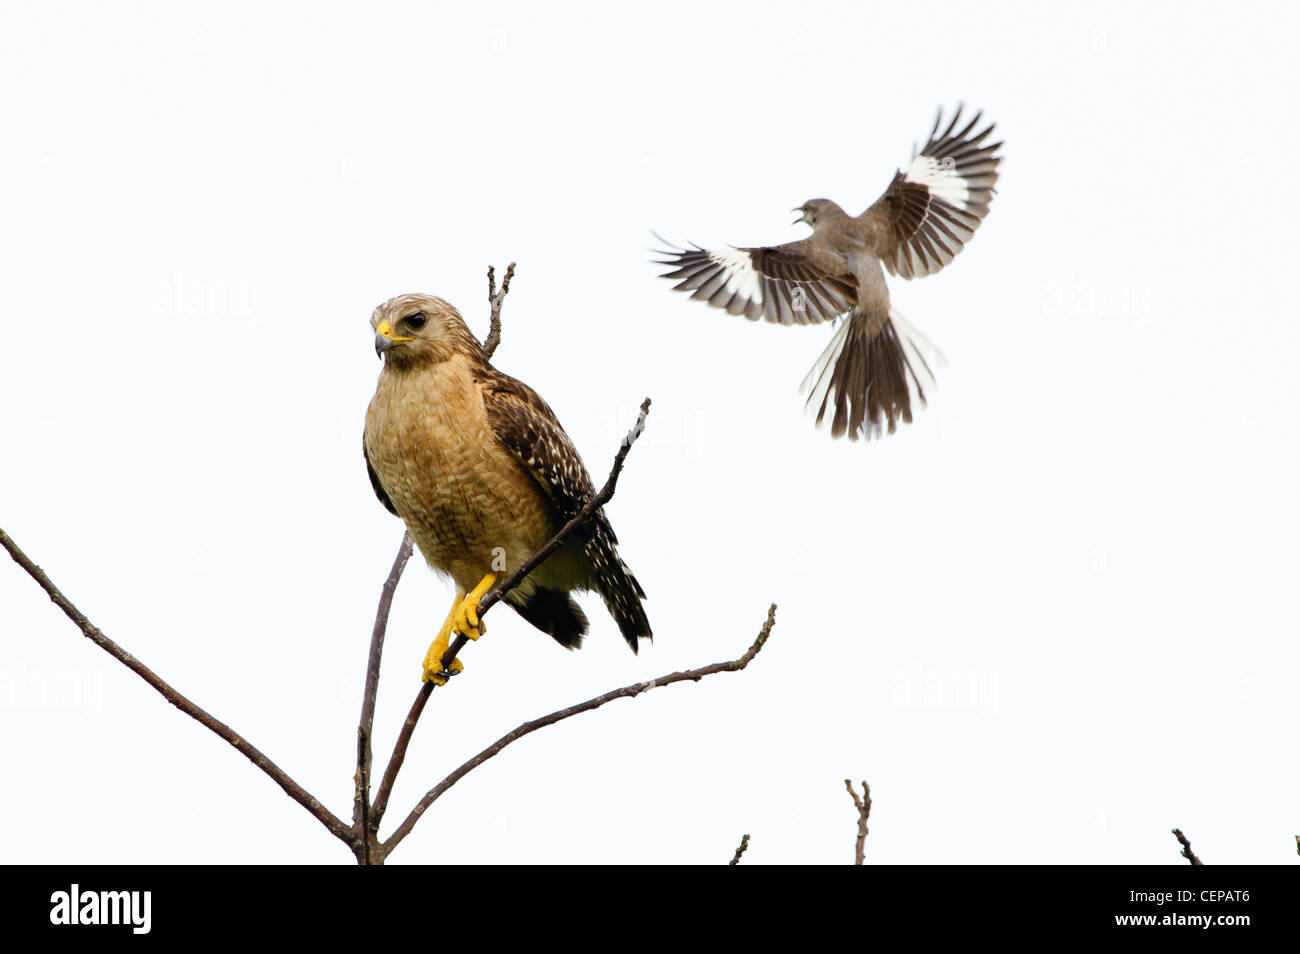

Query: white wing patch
<box><xmin>905</xmin><ymin>154</ymin><xmax>971</xmax><ymax>211</ymax></box>
<box><xmin>707</xmin><ymin>248</ymin><xmax>764</xmax><ymax>306</ymax></box>
<box><xmin>655</xmin><ymin>237</ymin><xmax>848</xmax><ymax>324</ymax></box>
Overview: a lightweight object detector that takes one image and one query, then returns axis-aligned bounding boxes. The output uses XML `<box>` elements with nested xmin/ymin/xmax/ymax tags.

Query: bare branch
<box><xmin>729</xmin><ymin>834</ymin><xmax>751</xmax><ymax>866</ymax></box>
<box><xmin>381</xmin><ymin>604</ymin><xmax>778</xmax><ymax>858</ymax></box>
<box><xmin>0</xmin><ymin>527</ymin><xmax>353</xmax><ymax>845</ymax></box>
<box><xmin>352</xmin><ymin>532</ymin><xmax>414</xmax><ymax>860</ymax></box>
<box><xmin>370</xmin><ymin>678</ymin><xmax>433</xmax><ymax>826</ymax></box>
<box><xmin>1172</xmin><ymin>827</ymin><xmax>1203</xmax><ymax>865</ymax></box>
<box><xmin>481</xmin><ymin>262</ymin><xmax>516</xmax><ymax>360</ymax></box>
<box><xmin>845</xmin><ymin>779</ymin><xmax>871</xmax><ymax>865</ymax></box>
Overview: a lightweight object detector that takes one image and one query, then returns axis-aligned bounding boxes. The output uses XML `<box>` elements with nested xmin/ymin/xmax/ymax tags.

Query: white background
<box><xmin>2</xmin><ymin>1</ymin><xmax>1297</xmax><ymax>865</ymax></box>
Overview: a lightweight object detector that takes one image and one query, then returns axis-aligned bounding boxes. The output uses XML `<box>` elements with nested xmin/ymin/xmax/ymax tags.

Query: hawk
<box><xmin>363</xmin><ymin>294</ymin><xmax>651</xmax><ymax>684</ymax></box>
<box><xmin>655</xmin><ymin>106</ymin><xmax>1002</xmax><ymax>440</ymax></box>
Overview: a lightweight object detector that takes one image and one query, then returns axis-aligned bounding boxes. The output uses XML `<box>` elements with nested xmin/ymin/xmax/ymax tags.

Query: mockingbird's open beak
<box><xmin>792</xmin><ymin>207</ymin><xmax>809</xmax><ymax>226</ymax></box>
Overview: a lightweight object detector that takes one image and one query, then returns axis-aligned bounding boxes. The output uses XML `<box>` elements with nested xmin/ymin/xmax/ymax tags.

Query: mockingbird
<box><xmin>655</xmin><ymin>106</ymin><xmax>1002</xmax><ymax>440</ymax></box>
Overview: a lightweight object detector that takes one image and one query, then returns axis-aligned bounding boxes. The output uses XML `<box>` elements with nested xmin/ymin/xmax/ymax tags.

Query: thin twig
<box><xmin>481</xmin><ymin>262</ymin><xmax>515</xmax><ymax>359</ymax></box>
<box><xmin>1172</xmin><ymin>828</ymin><xmax>1202</xmax><ymax>865</ymax></box>
<box><xmin>352</xmin><ymin>532</ymin><xmax>414</xmax><ymax>860</ymax></box>
<box><xmin>0</xmin><ymin>527</ymin><xmax>353</xmax><ymax>844</ymax></box>
<box><xmin>729</xmin><ymin>834</ymin><xmax>751</xmax><ymax>866</ymax></box>
<box><xmin>381</xmin><ymin>605</ymin><xmax>777</xmax><ymax>858</ymax></box>
<box><xmin>845</xmin><ymin>779</ymin><xmax>871</xmax><ymax>865</ymax></box>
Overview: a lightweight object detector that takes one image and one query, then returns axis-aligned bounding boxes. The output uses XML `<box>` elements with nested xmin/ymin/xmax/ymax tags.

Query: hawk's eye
<box><xmin>405</xmin><ymin>312</ymin><xmax>427</xmax><ymax>330</ymax></box>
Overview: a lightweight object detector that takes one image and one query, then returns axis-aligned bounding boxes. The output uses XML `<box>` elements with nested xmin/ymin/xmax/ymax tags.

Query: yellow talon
<box><xmin>420</xmin><ymin>573</ymin><xmax>497</xmax><ymax>683</ymax></box>
<box><xmin>423</xmin><ymin>655</ymin><xmax>463</xmax><ymax>686</ymax></box>
<box><xmin>422</xmin><ymin>625</ymin><xmax>462</xmax><ymax>684</ymax></box>
<box><xmin>452</xmin><ymin>572</ymin><xmax>498</xmax><ymax>641</ymax></box>
<box><xmin>422</xmin><ymin>592</ymin><xmax>463</xmax><ymax>684</ymax></box>
<box><xmin>452</xmin><ymin>601</ymin><xmax>481</xmax><ymax>640</ymax></box>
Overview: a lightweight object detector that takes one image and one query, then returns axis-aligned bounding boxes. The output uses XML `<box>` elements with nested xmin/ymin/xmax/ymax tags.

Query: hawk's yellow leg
<box><xmin>453</xmin><ymin>572</ymin><xmax>498</xmax><ymax>641</ymax></box>
<box><xmin>422</xmin><ymin>590</ymin><xmax>465</xmax><ymax>685</ymax></box>
<box><xmin>421</xmin><ymin>572</ymin><xmax>498</xmax><ymax>684</ymax></box>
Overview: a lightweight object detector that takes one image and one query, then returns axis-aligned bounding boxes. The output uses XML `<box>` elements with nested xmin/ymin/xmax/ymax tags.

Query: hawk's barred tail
<box><xmin>594</xmin><ymin>554</ymin><xmax>652</xmax><ymax>653</ymax></box>
<box><xmin>801</xmin><ymin>305</ymin><xmax>942</xmax><ymax>441</ymax></box>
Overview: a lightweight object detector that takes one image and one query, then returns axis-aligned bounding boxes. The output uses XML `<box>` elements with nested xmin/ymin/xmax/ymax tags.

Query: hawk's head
<box><xmin>371</xmin><ymin>294</ymin><xmax>480</xmax><ymax>367</ymax></box>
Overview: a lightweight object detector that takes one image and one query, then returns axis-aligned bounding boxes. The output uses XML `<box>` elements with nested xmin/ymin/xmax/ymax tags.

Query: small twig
<box><xmin>352</xmin><ymin>532</ymin><xmax>414</xmax><ymax>860</ymax></box>
<box><xmin>481</xmin><ymin>262</ymin><xmax>515</xmax><ymax>360</ymax></box>
<box><xmin>729</xmin><ymin>834</ymin><xmax>751</xmax><ymax>865</ymax></box>
<box><xmin>845</xmin><ymin>779</ymin><xmax>872</xmax><ymax>865</ymax></box>
<box><xmin>381</xmin><ymin>604</ymin><xmax>778</xmax><ymax>858</ymax></box>
<box><xmin>1172</xmin><ymin>828</ymin><xmax>1203</xmax><ymax>865</ymax></box>
<box><xmin>0</xmin><ymin>527</ymin><xmax>353</xmax><ymax>845</ymax></box>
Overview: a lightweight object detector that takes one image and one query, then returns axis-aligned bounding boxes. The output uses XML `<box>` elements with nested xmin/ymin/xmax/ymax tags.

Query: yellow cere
<box><xmin>376</xmin><ymin>320</ymin><xmax>414</xmax><ymax>343</ymax></box>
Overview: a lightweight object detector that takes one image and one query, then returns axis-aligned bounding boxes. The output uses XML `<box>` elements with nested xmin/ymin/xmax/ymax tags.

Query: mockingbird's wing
<box><xmin>860</xmin><ymin>106</ymin><xmax>1002</xmax><ymax>280</ymax></box>
<box><xmin>654</xmin><ymin>237</ymin><xmax>858</xmax><ymax>325</ymax></box>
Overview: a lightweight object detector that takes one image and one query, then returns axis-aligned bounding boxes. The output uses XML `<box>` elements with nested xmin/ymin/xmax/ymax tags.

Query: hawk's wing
<box><xmin>481</xmin><ymin>372</ymin><xmax>602</xmax><ymax>528</ymax></box>
<box><xmin>482</xmin><ymin>370</ymin><xmax>651</xmax><ymax>649</ymax></box>
<box><xmin>363</xmin><ymin>437</ymin><xmax>399</xmax><ymax>516</ymax></box>
<box><xmin>860</xmin><ymin>106</ymin><xmax>1002</xmax><ymax>281</ymax></box>
<box><xmin>654</xmin><ymin>237</ymin><xmax>858</xmax><ymax>325</ymax></box>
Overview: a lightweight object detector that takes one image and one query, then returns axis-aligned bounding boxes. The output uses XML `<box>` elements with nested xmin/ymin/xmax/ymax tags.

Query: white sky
<box><xmin>2</xmin><ymin>0</ymin><xmax>1297</xmax><ymax>865</ymax></box>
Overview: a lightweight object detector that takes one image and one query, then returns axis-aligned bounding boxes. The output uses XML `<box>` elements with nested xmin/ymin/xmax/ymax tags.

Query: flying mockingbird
<box><xmin>654</xmin><ymin>105</ymin><xmax>1002</xmax><ymax>440</ymax></box>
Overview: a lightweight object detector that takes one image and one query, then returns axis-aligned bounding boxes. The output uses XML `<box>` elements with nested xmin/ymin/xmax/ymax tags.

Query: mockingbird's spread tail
<box><xmin>655</xmin><ymin>105</ymin><xmax>1002</xmax><ymax>440</ymax></box>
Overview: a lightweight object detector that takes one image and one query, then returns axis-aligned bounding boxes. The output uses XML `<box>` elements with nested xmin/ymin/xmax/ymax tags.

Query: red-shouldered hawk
<box><xmin>363</xmin><ymin>294</ymin><xmax>650</xmax><ymax>684</ymax></box>
<box><xmin>656</xmin><ymin>105</ymin><xmax>1002</xmax><ymax>440</ymax></box>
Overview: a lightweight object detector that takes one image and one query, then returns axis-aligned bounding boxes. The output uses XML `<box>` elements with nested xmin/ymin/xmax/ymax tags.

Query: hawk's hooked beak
<box><xmin>374</xmin><ymin>320</ymin><xmax>413</xmax><ymax>358</ymax></box>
